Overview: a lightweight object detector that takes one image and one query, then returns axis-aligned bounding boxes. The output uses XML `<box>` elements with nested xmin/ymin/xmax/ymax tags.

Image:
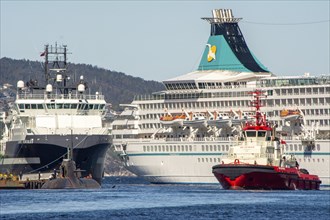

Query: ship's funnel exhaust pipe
<box><xmin>209</xmin><ymin>9</ymin><xmax>236</xmax><ymax>23</ymax></box>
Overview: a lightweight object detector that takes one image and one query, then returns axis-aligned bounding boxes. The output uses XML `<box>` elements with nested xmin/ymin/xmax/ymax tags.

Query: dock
<box><xmin>0</xmin><ymin>173</ymin><xmax>49</xmax><ymax>189</ymax></box>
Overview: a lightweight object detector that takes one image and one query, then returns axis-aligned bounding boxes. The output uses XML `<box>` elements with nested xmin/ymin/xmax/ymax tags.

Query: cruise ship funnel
<box><xmin>199</xmin><ymin>9</ymin><xmax>269</xmax><ymax>73</ymax></box>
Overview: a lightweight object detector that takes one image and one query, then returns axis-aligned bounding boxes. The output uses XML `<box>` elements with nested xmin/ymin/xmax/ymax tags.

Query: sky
<box><xmin>1</xmin><ymin>1</ymin><xmax>329</xmax><ymax>82</ymax></box>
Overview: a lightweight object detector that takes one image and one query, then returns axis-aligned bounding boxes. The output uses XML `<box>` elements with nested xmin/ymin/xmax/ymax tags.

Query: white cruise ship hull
<box><xmin>116</xmin><ymin>139</ymin><xmax>330</xmax><ymax>186</ymax></box>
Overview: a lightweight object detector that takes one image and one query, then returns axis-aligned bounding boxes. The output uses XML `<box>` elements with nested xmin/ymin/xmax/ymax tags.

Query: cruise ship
<box><xmin>0</xmin><ymin>44</ymin><xmax>112</xmax><ymax>184</ymax></box>
<box><xmin>112</xmin><ymin>9</ymin><xmax>330</xmax><ymax>186</ymax></box>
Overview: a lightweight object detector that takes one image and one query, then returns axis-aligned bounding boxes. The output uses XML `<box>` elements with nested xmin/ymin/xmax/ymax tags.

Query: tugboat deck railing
<box><xmin>17</xmin><ymin>93</ymin><xmax>105</xmax><ymax>101</ymax></box>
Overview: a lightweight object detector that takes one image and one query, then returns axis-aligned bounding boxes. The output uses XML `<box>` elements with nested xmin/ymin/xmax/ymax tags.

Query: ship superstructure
<box><xmin>0</xmin><ymin>44</ymin><xmax>111</xmax><ymax>184</ymax></box>
<box><xmin>112</xmin><ymin>9</ymin><xmax>330</xmax><ymax>186</ymax></box>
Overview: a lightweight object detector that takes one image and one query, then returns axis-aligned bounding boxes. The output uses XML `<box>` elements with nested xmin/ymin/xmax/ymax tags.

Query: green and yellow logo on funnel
<box><xmin>206</xmin><ymin>44</ymin><xmax>217</xmax><ymax>62</ymax></box>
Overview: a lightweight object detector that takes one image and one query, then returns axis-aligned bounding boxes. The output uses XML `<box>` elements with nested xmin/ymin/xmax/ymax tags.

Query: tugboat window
<box><xmin>257</xmin><ymin>131</ymin><xmax>266</xmax><ymax>137</ymax></box>
<box><xmin>246</xmin><ymin>131</ymin><xmax>256</xmax><ymax>137</ymax></box>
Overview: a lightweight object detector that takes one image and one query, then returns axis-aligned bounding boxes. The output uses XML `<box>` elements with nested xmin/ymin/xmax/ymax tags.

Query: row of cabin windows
<box><xmin>298</xmin><ymin>158</ymin><xmax>326</xmax><ymax>163</ymax></box>
<box><xmin>273</xmin><ymin>97</ymin><xmax>329</xmax><ymax>106</ymax></box>
<box><xmin>164</xmin><ymin>82</ymin><xmax>248</xmax><ymax>91</ymax></box>
<box><xmin>202</xmin><ymin>145</ymin><xmax>229</xmax><ymax>152</ymax></box>
<box><xmin>307</xmin><ymin>119</ymin><xmax>330</xmax><ymax>126</ymax></box>
<box><xmin>163</xmin><ymin>80</ymin><xmax>329</xmax><ymax>92</ymax></box>
<box><xmin>139</xmin><ymin>99</ymin><xmax>251</xmax><ymax>110</ymax></box>
<box><xmin>286</xmin><ymin>144</ymin><xmax>321</xmax><ymax>152</ymax></box>
<box><xmin>133</xmin><ymin>156</ymin><xmax>324</xmax><ymax>164</ymax></box>
<box><xmin>139</xmin><ymin>98</ymin><xmax>328</xmax><ymax>113</ymax></box>
<box><xmin>198</xmin><ymin>158</ymin><xmax>221</xmax><ymax>163</ymax></box>
<box><xmin>18</xmin><ymin>103</ymin><xmax>105</xmax><ymax>110</ymax></box>
<box><xmin>138</xmin><ymin>86</ymin><xmax>329</xmax><ymax>103</ymax></box>
<box><xmin>143</xmin><ymin>145</ymin><xmax>231</xmax><ymax>152</ymax></box>
<box><xmin>197</xmin><ymin>82</ymin><xmax>246</xmax><ymax>90</ymax></box>
<box><xmin>261</xmin><ymin>78</ymin><xmax>318</xmax><ymax>87</ymax></box>
<box><xmin>275</xmin><ymin>119</ymin><xmax>329</xmax><ymax>127</ymax></box>
<box><xmin>143</xmin><ymin>145</ymin><xmax>193</xmax><ymax>152</ymax></box>
<box><xmin>273</xmin><ymin>86</ymin><xmax>330</xmax><ymax>95</ymax></box>
<box><xmin>165</xmin><ymin>83</ymin><xmax>198</xmax><ymax>90</ymax></box>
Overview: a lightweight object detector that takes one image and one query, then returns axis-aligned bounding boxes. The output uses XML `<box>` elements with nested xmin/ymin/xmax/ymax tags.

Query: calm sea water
<box><xmin>1</xmin><ymin>177</ymin><xmax>329</xmax><ymax>220</ymax></box>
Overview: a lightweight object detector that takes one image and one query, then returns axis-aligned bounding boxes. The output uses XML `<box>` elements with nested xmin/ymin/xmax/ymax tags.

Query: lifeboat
<box><xmin>207</xmin><ymin>112</ymin><xmax>232</xmax><ymax>128</ymax></box>
<box><xmin>183</xmin><ymin>112</ymin><xmax>207</xmax><ymax>128</ymax></box>
<box><xmin>159</xmin><ymin>114</ymin><xmax>185</xmax><ymax>127</ymax></box>
<box><xmin>280</xmin><ymin>109</ymin><xmax>301</xmax><ymax>121</ymax></box>
<box><xmin>212</xmin><ymin>90</ymin><xmax>321</xmax><ymax>190</ymax></box>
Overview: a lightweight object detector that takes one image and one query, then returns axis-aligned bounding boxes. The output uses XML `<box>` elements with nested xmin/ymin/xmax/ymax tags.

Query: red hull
<box><xmin>212</xmin><ymin>164</ymin><xmax>321</xmax><ymax>190</ymax></box>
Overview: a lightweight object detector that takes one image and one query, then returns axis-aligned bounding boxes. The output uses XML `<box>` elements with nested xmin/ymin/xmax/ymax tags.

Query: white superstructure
<box><xmin>112</xmin><ymin>9</ymin><xmax>330</xmax><ymax>186</ymax></box>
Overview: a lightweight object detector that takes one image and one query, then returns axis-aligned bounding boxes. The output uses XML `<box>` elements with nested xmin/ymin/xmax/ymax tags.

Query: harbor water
<box><xmin>1</xmin><ymin>177</ymin><xmax>329</xmax><ymax>220</ymax></box>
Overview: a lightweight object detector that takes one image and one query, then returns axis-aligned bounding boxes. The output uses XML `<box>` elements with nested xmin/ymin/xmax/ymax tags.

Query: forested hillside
<box><xmin>0</xmin><ymin>57</ymin><xmax>164</xmax><ymax>110</ymax></box>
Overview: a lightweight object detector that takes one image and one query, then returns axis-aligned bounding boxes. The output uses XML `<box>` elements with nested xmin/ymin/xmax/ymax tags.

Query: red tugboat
<box><xmin>212</xmin><ymin>90</ymin><xmax>321</xmax><ymax>190</ymax></box>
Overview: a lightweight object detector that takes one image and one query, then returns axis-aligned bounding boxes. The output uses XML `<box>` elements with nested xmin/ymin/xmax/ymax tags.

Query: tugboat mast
<box><xmin>249</xmin><ymin>90</ymin><xmax>267</xmax><ymax>127</ymax></box>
